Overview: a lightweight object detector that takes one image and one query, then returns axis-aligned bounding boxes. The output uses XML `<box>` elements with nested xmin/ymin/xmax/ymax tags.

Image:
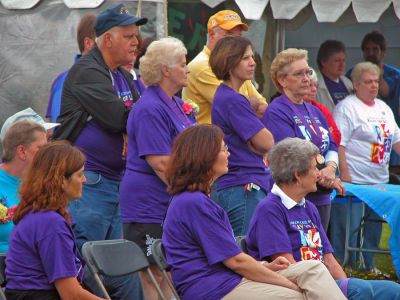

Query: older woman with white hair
<box><xmin>262</xmin><ymin>48</ymin><xmax>344</xmax><ymax>231</ymax></box>
<box><xmin>333</xmin><ymin>61</ymin><xmax>400</xmax><ymax>270</ymax></box>
<box><xmin>119</xmin><ymin>36</ymin><xmax>194</xmax><ymax>299</ymax></box>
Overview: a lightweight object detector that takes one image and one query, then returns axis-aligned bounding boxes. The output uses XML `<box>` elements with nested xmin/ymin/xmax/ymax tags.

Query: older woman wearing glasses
<box><xmin>262</xmin><ymin>48</ymin><xmax>344</xmax><ymax>231</ymax></box>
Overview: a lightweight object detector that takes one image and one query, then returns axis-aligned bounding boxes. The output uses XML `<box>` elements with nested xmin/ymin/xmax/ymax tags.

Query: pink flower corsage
<box><xmin>0</xmin><ymin>200</ymin><xmax>16</xmax><ymax>224</ymax></box>
<box><xmin>182</xmin><ymin>101</ymin><xmax>199</xmax><ymax>116</ymax></box>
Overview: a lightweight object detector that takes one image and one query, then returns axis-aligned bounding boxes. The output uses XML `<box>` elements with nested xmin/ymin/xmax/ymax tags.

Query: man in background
<box><xmin>182</xmin><ymin>10</ymin><xmax>267</xmax><ymax>124</ymax></box>
<box><xmin>46</xmin><ymin>14</ymin><xmax>96</xmax><ymax>122</ymax></box>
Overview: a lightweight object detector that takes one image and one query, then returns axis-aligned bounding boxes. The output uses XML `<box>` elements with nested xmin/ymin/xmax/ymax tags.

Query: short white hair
<box><xmin>139</xmin><ymin>36</ymin><xmax>187</xmax><ymax>86</ymax></box>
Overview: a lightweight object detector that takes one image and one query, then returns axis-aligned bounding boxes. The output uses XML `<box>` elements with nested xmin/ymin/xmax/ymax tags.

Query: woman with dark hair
<box><xmin>210</xmin><ymin>35</ymin><xmax>274</xmax><ymax>236</ymax></box>
<box><xmin>5</xmin><ymin>142</ymin><xmax>102</xmax><ymax>300</ymax></box>
<box><xmin>162</xmin><ymin>124</ymin><xmax>346</xmax><ymax>300</ymax></box>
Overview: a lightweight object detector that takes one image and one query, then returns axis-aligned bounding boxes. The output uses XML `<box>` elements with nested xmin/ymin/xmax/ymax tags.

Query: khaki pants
<box><xmin>223</xmin><ymin>260</ymin><xmax>346</xmax><ymax>300</ymax></box>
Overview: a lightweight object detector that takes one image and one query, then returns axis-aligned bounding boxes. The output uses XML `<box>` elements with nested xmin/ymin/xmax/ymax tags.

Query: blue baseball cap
<box><xmin>95</xmin><ymin>4</ymin><xmax>148</xmax><ymax>37</ymax></box>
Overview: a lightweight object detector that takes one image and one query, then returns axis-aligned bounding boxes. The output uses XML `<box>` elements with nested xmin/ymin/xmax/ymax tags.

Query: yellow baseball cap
<box><xmin>207</xmin><ymin>10</ymin><xmax>248</xmax><ymax>32</ymax></box>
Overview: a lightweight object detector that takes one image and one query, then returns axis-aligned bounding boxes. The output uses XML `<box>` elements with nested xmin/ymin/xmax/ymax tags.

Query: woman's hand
<box><xmin>265</xmin><ymin>256</ymin><xmax>291</xmax><ymax>272</ymax></box>
<box><xmin>317</xmin><ymin>165</ymin><xmax>336</xmax><ymax>188</ymax></box>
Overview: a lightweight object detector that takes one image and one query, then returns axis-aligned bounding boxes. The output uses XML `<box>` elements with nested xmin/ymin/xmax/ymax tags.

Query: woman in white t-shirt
<box><xmin>333</xmin><ymin>61</ymin><xmax>400</xmax><ymax>270</ymax></box>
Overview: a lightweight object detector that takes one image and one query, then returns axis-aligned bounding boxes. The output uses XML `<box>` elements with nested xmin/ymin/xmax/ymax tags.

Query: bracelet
<box><xmin>326</xmin><ymin>162</ymin><xmax>337</xmax><ymax>170</ymax></box>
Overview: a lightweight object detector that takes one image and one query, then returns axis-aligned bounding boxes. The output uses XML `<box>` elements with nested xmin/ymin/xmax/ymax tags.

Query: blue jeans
<box><xmin>337</xmin><ymin>278</ymin><xmax>400</xmax><ymax>299</ymax></box>
<box><xmin>68</xmin><ymin>171</ymin><xmax>143</xmax><ymax>300</ymax></box>
<box><xmin>211</xmin><ymin>185</ymin><xmax>266</xmax><ymax>236</ymax></box>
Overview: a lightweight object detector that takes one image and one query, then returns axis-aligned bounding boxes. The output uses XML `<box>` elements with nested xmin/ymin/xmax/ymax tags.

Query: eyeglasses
<box><xmin>288</xmin><ymin>68</ymin><xmax>313</xmax><ymax>79</ymax></box>
<box><xmin>221</xmin><ymin>144</ymin><xmax>229</xmax><ymax>153</ymax></box>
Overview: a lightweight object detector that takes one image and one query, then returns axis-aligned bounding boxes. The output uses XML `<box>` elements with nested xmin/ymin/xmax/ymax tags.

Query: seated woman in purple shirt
<box><xmin>262</xmin><ymin>48</ymin><xmax>345</xmax><ymax>231</ymax></box>
<box><xmin>5</xmin><ymin>142</ymin><xmax>102</xmax><ymax>300</ymax></box>
<box><xmin>210</xmin><ymin>36</ymin><xmax>274</xmax><ymax>236</ymax></box>
<box><xmin>246</xmin><ymin>138</ymin><xmax>400</xmax><ymax>300</ymax></box>
<box><xmin>120</xmin><ymin>37</ymin><xmax>195</xmax><ymax>299</ymax></box>
<box><xmin>163</xmin><ymin>124</ymin><xmax>346</xmax><ymax>300</ymax></box>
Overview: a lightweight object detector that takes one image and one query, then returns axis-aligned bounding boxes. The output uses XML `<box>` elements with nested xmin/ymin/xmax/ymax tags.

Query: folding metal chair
<box><xmin>151</xmin><ymin>239</ymin><xmax>181</xmax><ymax>300</ymax></box>
<box><xmin>235</xmin><ymin>236</ymin><xmax>248</xmax><ymax>253</ymax></box>
<box><xmin>0</xmin><ymin>253</ymin><xmax>6</xmax><ymax>300</ymax></box>
<box><xmin>82</xmin><ymin>239</ymin><xmax>166</xmax><ymax>300</ymax></box>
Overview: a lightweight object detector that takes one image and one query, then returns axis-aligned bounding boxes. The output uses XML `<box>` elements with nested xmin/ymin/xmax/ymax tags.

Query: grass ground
<box><xmin>344</xmin><ymin>223</ymin><xmax>400</xmax><ymax>282</ymax></box>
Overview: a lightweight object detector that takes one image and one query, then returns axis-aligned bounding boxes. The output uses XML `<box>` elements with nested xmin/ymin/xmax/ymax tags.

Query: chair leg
<box><xmin>93</xmin><ymin>273</ymin><xmax>111</xmax><ymax>300</ymax></box>
<box><xmin>162</xmin><ymin>270</ymin><xmax>181</xmax><ymax>300</ymax></box>
<box><xmin>0</xmin><ymin>288</ymin><xmax>5</xmax><ymax>300</ymax></box>
<box><xmin>342</xmin><ymin>197</ymin><xmax>352</xmax><ymax>266</ymax></box>
<box><xmin>146</xmin><ymin>268</ymin><xmax>166</xmax><ymax>300</ymax></box>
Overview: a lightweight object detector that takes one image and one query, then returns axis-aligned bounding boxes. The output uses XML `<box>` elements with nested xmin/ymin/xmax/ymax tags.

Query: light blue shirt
<box><xmin>0</xmin><ymin>168</ymin><xmax>21</xmax><ymax>253</ymax></box>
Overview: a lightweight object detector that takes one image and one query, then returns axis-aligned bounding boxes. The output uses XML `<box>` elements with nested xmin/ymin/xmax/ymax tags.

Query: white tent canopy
<box><xmin>2</xmin><ymin>0</ymin><xmax>400</xmax><ymax>22</ymax></box>
<box><xmin>203</xmin><ymin>0</ymin><xmax>400</xmax><ymax>22</ymax></box>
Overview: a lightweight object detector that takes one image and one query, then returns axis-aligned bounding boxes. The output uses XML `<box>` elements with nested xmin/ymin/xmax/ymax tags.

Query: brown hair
<box><xmin>14</xmin><ymin>141</ymin><xmax>85</xmax><ymax>225</ymax></box>
<box><xmin>166</xmin><ymin>125</ymin><xmax>224</xmax><ymax>195</ymax></box>
<box><xmin>361</xmin><ymin>31</ymin><xmax>386</xmax><ymax>52</ymax></box>
<box><xmin>2</xmin><ymin>120</ymin><xmax>46</xmax><ymax>163</ymax></box>
<box><xmin>77</xmin><ymin>14</ymin><xmax>96</xmax><ymax>53</ymax></box>
<box><xmin>209</xmin><ymin>35</ymin><xmax>253</xmax><ymax>81</ymax></box>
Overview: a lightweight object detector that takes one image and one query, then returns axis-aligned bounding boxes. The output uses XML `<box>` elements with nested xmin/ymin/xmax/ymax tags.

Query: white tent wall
<box><xmin>0</xmin><ymin>0</ymin><xmax>162</xmax><ymax>141</ymax></box>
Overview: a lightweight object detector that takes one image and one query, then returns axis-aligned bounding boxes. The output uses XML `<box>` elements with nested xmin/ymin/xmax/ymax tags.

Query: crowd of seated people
<box><xmin>2</xmin><ymin>3</ymin><xmax>400</xmax><ymax>300</ymax></box>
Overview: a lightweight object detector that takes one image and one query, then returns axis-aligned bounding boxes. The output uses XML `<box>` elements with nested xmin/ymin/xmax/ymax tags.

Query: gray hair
<box><xmin>351</xmin><ymin>61</ymin><xmax>380</xmax><ymax>84</ymax></box>
<box><xmin>2</xmin><ymin>120</ymin><xmax>46</xmax><ymax>163</ymax></box>
<box><xmin>268</xmin><ymin>138</ymin><xmax>319</xmax><ymax>185</ymax></box>
<box><xmin>139</xmin><ymin>36</ymin><xmax>187</xmax><ymax>86</ymax></box>
<box><xmin>309</xmin><ymin>67</ymin><xmax>318</xmax><ymax>83</ymax></box>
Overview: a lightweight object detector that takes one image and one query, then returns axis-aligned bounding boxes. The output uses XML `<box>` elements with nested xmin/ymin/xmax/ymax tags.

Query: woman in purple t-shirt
<box><xmin>262</xmin><ymin>48</ymin><xmax>344</xmax><ymax>231</ymax></box>
<box><xmin>120</xmin><ymin>37</ymin><xmax>195</xmax><ymax>299</ymax></box>
<box><xmin>210</xmin><ymin>36</ymin><xmax>274</xmax><ymax>237</ymax></box>
<box><xmin>163</xmin><ymin>125</ymin><xmax>347</xmax><ymax>300</ymax></box>
<box><xmin>246</xmin><ymin>138</ymin><xmax>400</xmax><ymax>299</ymax></box>
<box><xmin>6</xmin><ymin>143</ymin><xmax>102</xmax><ymax>300</ymax></box>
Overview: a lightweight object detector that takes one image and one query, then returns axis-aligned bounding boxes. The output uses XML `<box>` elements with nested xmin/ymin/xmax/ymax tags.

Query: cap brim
<box><xmin>119</xmin><ymin>16</ymin><xmax>148</xmax><ymax>27</ymax></box>
<box><xmin>220</xmin><ymin>22</ymin><xmax>249</xmax><ymax>32</ymax></box>
<box><xmin>42</xmin><ymin>123</ymin><xmax>60</xmax><ymax>131</ymax></box>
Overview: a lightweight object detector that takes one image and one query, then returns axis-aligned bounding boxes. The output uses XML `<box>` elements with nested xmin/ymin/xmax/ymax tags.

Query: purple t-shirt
<box><xmin>120</xmin><ymin>86</ymin><xmax>194</xmax><ymax>223</ymax></box>
<box><xmin>74</xmin><ymin>70</ymin><xmax>133</xmax><ymax>180</ymax></box>
<box><xmin>246</xmin><ymin>192</ymin><xmax>333</xmax><ymax>262</ymax></box>
<box><xmin>6</xmin><ymin>211</ymin><xmax>81</xmax><ymax>290</ymax></box>
<box><xmin>323</xmin><ymin>75</ymin><xmax>350</xmax><ymax>105</ymax></box>
<box><xmin>211</xmin><ymin>83</ymin><xmax>271</xmax><ymax>192</ymax></box>
<box><xmin>262</xmin><ymin>94</ymin><xmax>337</xmax><ymax>206</ymax></box>
<box><xmin>162</xmin><ymin>191</ymin><xmax>242</xmax><ymax>300</ymax></box>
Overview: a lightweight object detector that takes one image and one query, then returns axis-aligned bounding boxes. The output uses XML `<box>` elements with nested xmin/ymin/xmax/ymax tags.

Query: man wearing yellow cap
<box><xmin>182</xmin><ymin>10</ymin><xmax>267</xmax><ymax>124</ymax></box>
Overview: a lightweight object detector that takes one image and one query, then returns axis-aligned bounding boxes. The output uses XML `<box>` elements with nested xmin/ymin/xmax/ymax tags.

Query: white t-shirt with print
<box><xmin>333</xmin><ymin>94</ymin><xmax>400</xmax><ymax>184</ymax></box>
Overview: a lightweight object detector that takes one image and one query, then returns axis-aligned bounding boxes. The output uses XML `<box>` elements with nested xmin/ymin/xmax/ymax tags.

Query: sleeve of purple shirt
<box><xmin>190</xmin><ymin>196</ymin><xmax>242</xmax><ymax>265</ymax></box>
<box><xmin>262</xmin><ymin>103</ymin><xmax>297</xmax><ymax>143</ymax></box>
<box><xmin>251</xmin><ymin>199</ymin><xmax>294</xmax><ymax>260</ymax></box>
<box><xmin>226</xmin><ymin>94</ymin><xmax>265</xmax><ymax>142</ymax></box>
<box><xmin>38</xmin><ymin>227</ymin><xmax>80</xmax><ymax>283</ymax></box>
<box><xmin>134</xmin><ymin>110</ymin><xmax>173</xmax><ymax>157</ymax></box>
